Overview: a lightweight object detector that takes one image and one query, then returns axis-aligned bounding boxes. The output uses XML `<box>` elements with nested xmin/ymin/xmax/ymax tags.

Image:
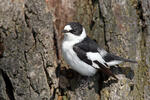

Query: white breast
<box><xmin>62</xmin><ymin>41</ymin><xmax>97</xmax><ymax>76</ymax></box>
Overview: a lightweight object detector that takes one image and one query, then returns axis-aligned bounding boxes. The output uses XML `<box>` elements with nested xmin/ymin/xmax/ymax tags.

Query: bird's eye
<box><xmin>69</xmin><ymin>30</ymin><xmax>75</xmax><ymax>33</ymax></box>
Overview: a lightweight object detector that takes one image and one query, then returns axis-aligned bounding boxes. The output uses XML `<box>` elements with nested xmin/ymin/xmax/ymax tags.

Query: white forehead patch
<box><xmin>64</xmin><ymin>25</ymin><xmax>72</xmax><ymax>31</ymax></box>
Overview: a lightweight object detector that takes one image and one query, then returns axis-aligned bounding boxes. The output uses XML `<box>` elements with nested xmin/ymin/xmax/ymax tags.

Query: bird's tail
<box><xmin>122</xmin><ymin>58</ymin><xmax>137</xmax><ymax>63</ymax></box>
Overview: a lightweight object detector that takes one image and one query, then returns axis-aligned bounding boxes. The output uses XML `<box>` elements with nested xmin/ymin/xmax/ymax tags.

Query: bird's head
<box><xmin>62</xmin><ymin>22</ymin><xmax>86</xmax><ymax>41</ymax></box>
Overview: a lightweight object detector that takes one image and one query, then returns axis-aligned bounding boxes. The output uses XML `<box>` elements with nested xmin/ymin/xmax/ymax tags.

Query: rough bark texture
<box><xmin>0</xmin><ymin>0</ymin><xmax>149</xmax><ymax>100</ymax></box>
<box><xmin>0</xmin><ymin>0</ymin><xmax>58</xmax><ymax>100</ymax></box>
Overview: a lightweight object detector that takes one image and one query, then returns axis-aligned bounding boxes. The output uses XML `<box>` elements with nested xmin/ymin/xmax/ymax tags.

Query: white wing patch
<box><xmin>86</xmin><ymin>52</ymin><xmax>106</xmax><ymax>68</ymax></box>
<box><xmin>92</xmin><ymin>63</ymin><xmax>100</xmax><ymax>69</ymax></box>
<box><xmin>107</xmin><ymin>60</ymin><xmax>123</xmax><ymax>66</ymax></box>
<box><xmin>86</xmin><ymin>52</ymin><xmax>104</xmax><ymax>62</ymax></box>
<box><xmin>98</xmin><ymin>49</ymin><xmax>108</xmax><ymax>57</ymax></box>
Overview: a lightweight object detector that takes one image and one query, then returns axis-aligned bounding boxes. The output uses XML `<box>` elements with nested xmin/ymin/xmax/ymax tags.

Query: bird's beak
<box><xmin>61</xmin><ymin>30</ymin><xmax>68</xmax><ymax>33</ymax></box>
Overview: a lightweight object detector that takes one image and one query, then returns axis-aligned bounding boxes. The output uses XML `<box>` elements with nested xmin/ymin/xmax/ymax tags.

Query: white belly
<box><xmin>62</xmin><ymin>41</ymin><xmax>97</xmax><ymax>76</ymax></box>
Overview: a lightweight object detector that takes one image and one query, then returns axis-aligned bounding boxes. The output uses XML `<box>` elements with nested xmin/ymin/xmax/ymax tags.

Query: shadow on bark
<box><xmin>56</xmin><ymin>64</ymin><xmax>134</xmax><ymax>96</ymax></box>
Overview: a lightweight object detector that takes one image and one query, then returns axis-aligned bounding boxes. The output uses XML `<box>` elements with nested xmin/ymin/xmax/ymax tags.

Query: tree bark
<box><xmin>0</xmin><ymin>0</ymin><xmax>150</xmax><ymax>100</ymax></box>
<box><xmin>0</xmin><ymin>0</ymin><xmax>58</xmax><ymax>99</ymax></box>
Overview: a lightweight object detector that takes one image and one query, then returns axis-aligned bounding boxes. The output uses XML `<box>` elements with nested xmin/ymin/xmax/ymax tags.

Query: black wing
<box><xmin>73</xmin><ymin>38</ymin><xmax>117</xmax><ymax>79</ymax></box>
<box><xmin>73</xmin><ymin>36</ymin><xmax>101</xmax><ymax>66</ymax></box>
<box><xmin>74</xmin><ymin>36</ymin><xmax>137</xmax><ymax>66</ymax></box>
<box><xmin>73</xmin><ymin>36</ymin><xmax>107</xmax><ymax>68</ymax></box>
<box><xmin>73</xmin><ymin>45</ymin><xmax>92</xmax><ymax>66</ymax></box>
<box><xmin>74</xmin><ymin>36</ymin><xmax>101</xmax><ymax>52</ymax></box>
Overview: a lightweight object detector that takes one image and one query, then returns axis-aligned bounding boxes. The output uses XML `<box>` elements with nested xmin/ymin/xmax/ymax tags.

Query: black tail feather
<box><xmin>94</xmin><ymin>60</ymin><xmax>118</xmax><ymax>80</ymax></box>
<box><xmin>103</xmin><ymin>53</ymin><xmax>137</xmax><ymax>64</ymax></box>
<box><xmin>122</xmin><ymin>58</ymin><xmax>137</xmax><ymax>63</ymax></box>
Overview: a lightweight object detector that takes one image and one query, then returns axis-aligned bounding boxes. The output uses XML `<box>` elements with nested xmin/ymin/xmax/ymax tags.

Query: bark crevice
<box><xmin>0</xmin><ymin>69</ymin><xmax>15</xmax><ymax>100</ymax></box>
<box><xmin>136</xmin><ymin>0</ymin><xmax>148</xmax><ymax>66</ymax></box>
<box><xmin>53</xmin><ymin>28</ymin><xmax>59</xmax><ymax>60</ymax></box>
<box><xmin>98</xmin><ymin>2</ymin><xmax>109</xmax><ymax>51</ymax></box>
<box><xmin>40</xmin><ymin>53</ymin><xmax>53</xmax><ymax>89</ymax></box>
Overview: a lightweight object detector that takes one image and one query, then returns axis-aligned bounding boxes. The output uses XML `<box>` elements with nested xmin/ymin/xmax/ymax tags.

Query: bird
<box><xmin>61</xmin><ymin>22</ymin><xmax>137</xmax><ymax>80</ymax></box>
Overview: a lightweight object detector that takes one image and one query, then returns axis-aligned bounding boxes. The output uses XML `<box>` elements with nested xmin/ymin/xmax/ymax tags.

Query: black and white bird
<box><xmin>61</xmin><ymin>22</ymin><xmax>137</xmax><ymax>79</ymax></box>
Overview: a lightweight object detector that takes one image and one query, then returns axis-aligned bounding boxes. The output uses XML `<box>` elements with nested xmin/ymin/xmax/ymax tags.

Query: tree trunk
<box><xmin>0</xmin><ymin>0</ymin><xmax>149</xmax><ymax>100</ymax></box>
